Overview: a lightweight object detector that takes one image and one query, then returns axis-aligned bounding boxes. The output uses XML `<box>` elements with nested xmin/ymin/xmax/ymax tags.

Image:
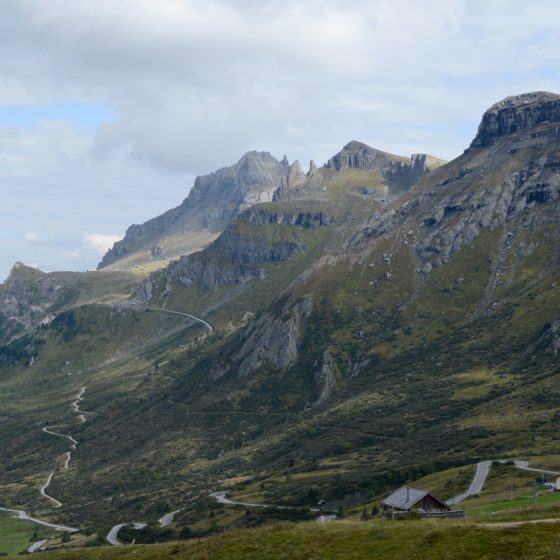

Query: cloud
<box><xmin>1</xmin><ymin>0</ymin><xmax>560</xmax><ymax>278</ymax></box>
<box><xmin>62</xmin><ymin>249</ymin><xmax>81</xmax><ymax>260</ymax></box>
<box><xmin>85</xmin><ymin>234</ymin><xmax>121</xmax><ymax>254</ymax></box>
<box><xmin>23</xmin><ymin>231</ymin><xmax>39</xmax><ymax>241</ymax></box>
<box><xmin>0</xmin><ymin>0</ymin><xmax>559</xmax><ymax>170</ymax></box>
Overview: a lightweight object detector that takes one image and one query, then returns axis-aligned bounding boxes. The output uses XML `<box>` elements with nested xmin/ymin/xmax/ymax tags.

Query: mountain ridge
<box><xmin>1</xmin><ymin>91</ymin><xmax>559</xmax><ymax>546</ymax></box>
<box><xmin>98</xmin><ymin>143</ymin><xmax>445</xmax><ymax>273</ymax></box>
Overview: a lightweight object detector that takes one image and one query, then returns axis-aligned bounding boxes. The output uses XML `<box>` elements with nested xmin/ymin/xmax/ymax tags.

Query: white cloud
<box><xmin>62</xmin><ymin>249</ymin><xmax>81</xmax><ymax>260</ymax></box>
<box><xmin>23</xmin><ymin>231</ymin><xmax>39</xmax><ymax>241</ymax></box>
<box><xmin>85</xmin><ymin>234</ymin><xmax>121</xmax><ymax>254</ymax></box>
<box><xmin>1</xmin><ymin>0</ymin><xmax>560</xmax><ymax>278</ymax></box>
<box><xmin>0</xmin><ymin>0</ymin><xmax>559</xmax><ymax>169</ymax></box>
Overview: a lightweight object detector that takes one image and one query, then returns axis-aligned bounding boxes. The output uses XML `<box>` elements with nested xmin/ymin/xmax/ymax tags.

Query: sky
<box><xmin>1</xmin><ymin>0</ymin><xmax>560</xmax><ymax>280</ymax></box>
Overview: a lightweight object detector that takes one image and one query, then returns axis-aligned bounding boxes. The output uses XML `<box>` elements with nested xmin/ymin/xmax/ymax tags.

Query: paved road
<box><xmin>210</xmin><ymin>491</ymin><xmax>327</xmax><ymax>513</ymax></box>
<box><xmin>144</xmin><ymin>307</ymin><xmax>213</xmax><ymax>332</ymax></box>
<box><xmin>0</xmin><ymin>506</ymin><xmax>78</xmax><ymax>532</ymax></box>
<box><xmin>107</xmin><ymin>523</ymin><xmax>126</xmax><ymax>546</ymax></box>
<box><xmin>514</xmin><ymin>460</ymin><xmax>560</xmax><ymax>477</ymax></box>
<box><xmin>107</xmin><ymin>522</ymin><xmax>148</xmax><ymax>545</ymax></box>
<box><xmin>27</xmin><ymin>539</ymin><xmax>47</xmax><ymax>553</ymax></box>
<box><xmin>40</xmin><ymin>472</ymin><xmax>62</xmax><ymax>508</ymax></box>
<box><xmin>447</xmin><ymin>460</ymin><xmax>493</xmax><ymax>505</ymax></box>
<box><xmin>448</xmin><ymin>459</ymin><xmax>560</xmax><ymax>506</ymax></box>
<box><xmin>210</xmin><ymin>491</ymin><xmax>290</xmax><ymax>509</ymax></box>
<box><xmin>159</xmin><ymin>509</ymin><xmax>182</xmax><ymax>527</ymax></box>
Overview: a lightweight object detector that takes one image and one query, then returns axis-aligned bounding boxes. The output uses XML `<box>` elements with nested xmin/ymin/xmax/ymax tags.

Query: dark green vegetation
<box><xmin>1</xmin><ymin>92</ymin><xmax>560</xmax><ymax>555</ymax></box>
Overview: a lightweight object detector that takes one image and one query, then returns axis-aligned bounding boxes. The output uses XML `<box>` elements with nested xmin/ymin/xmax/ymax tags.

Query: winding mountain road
<box><xmin>448</xmin><ymin>459</ymin><xmax>560</xmax><ymax>505</ymax></box>
<box><xmin>27</xmin><ymin>539</ymin><xmax>47</xmax><ymax>553</ymax></box>
<box><xmin>39</xmin><ymin>472</ymin><xmax>62</xmax><ymax>508</ymax></box>
<box><xmin>210</xmin><ymin>491</ymin><xmax>291</xmax><ymax>510</ymax></box>
<box><xmin>106</xmin><ymin>523</ymin><xmax>127</xmax><ymax>546</ymax></box>
<box><xmin>143</xmin><ymin>307</ymin><xmax>213</xmax><ymax>332</ymax></box>
<box><xmin>0</xmin><ymin>507</ymin><xmax>78</xmax><ymax>533</ymax></box>
<box><xmin>71</xmin><ymin>386</ymin><xmax>88</xmax><ymax>423</ymax></box>
<box><xmin>210</xmin><ymin>491</ymin><xmax>328</xmax><ymax>513</ymax></box>
<box><xmin>9</xmin><ymin>386</ymin><xmax>87</xmax><ymax>552</ymax></box>
<box><xmin>514</xmin><ymin>460</ymin><xmax>560</xmax><ymax>477</ymax></box>
<box><xmin>38</xmin><ymin>386</ymin><xmax>87</xmax><ymax>509</ymax></box>
<box><xmin>159</xmin><ymin>509</ymin><xmax>183</xmax><ymax>527</ymax></box>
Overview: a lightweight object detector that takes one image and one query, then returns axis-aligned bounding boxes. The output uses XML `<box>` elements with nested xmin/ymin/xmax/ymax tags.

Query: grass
<box><xmin>24</xmin><ymin>519</ymin><xmax>560</xmax><ymax>559</ymax></box>
<box><xmin>2</xmin><ymin>133</ymin><xmax>560</xmax><ymax>541</ymax></box>
<box><xmin>0</xmin><ymin>510</ymin><xmax>57</xmax><ymax>556</ymax></box>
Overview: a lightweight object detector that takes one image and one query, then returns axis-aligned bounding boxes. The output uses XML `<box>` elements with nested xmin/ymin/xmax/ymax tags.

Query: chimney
<box><xmin>406</xmin><ymin>486</ymin><xmax>409</xmax><ymax>503</ymax></box>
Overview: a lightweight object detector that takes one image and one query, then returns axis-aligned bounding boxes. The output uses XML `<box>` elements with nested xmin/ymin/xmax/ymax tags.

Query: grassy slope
<box><xmin>2</xmin><ymin>135</ymin><xmax>560</xmax><ymax>540</ymax></box>
<box><xmin>24</xmin><ymin>520</ymin><xmax>560</xmax><ymax>560</ymax></box>
<box><xmin>0</xmin><ymin>511</ymin><xmax>57</xmax><ymax>556</ymax></box>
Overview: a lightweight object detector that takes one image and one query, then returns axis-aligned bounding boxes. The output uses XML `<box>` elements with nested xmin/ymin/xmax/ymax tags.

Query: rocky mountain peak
<box><xmin>471</xmin><ymin>91</ymin><xmax>560</xmax><ymax>148</ymax></box>
<box><xmin>239</xmin><ymin>150</ymin><xmax>285</xmax><ymax>170</ymax></box>
<box><xmin>325</xmin><ymin>141</ymin><xmax>399</xmax><ymax>172</ymax></box>
<box><xmin>5</xmin><ymin>262</ymin><xmax>41</xmax><ymax>284</ymax></box>
<box><xmin>98</xmin><ymin>151</ymin><xmax>290</xmax><ymax>270</ymax></box>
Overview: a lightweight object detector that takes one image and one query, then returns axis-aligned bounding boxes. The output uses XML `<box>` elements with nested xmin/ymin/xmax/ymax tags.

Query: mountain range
<box><xmin>1</xmin><ymin>91</ymin><xmax>559</xmax><ymax>545</ymax></box>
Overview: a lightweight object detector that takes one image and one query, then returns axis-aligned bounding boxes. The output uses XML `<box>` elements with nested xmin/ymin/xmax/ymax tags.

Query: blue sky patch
<box><xmin>0</xmin><ymin>100</ymin><xmax>114</xmax><ymax>129</ymax></box>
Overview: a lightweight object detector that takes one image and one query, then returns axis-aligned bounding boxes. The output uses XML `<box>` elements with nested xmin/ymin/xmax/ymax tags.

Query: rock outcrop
<box><xmin>353</xmin><ymin>92</ymin><xmax>560</xmax><ymax>275</ymax></box>
<box><xmin>325</xmin><ymin>141</ymin><xmax>445</xmax><ymax>192</ymax></box>
<box><xmin>471</xmin><ymin>91</ymin><xmax>560</xmax><ymax>148</ymax></box>
<box><xmin>272</xmin><ymin>160</ymin><xmax>307</xmax><ymax>201</ymax></box>
<box><xmin>99</xmin><ymin>151</ymin><xmax>291</xmax><ymax>269</ymax></box>
<box><xmin>234</xmin><ymin>295</ymin><xmax>313</xmax><ymax>376</ymax></box>
<box><xmin>242</xmin><ymin>207</ymin><xmax>335</xmax><ymax>228</ymax></box>
<box><xmin>0</xmin><ymin>263</ymin><xmax>64</xmax><ymax>344</ymax></box>
<box><xmin>314</xmin><ymin>350</ymin><xmax>337</xmax><ymax>405</ymax></box>
<box><xmin>166</xmin><ymin>228</ymin><xmax>301</xmax><ymax>293</ymax></box>
<box><xmin>133</xmin><ymin>202</ymin><xmax>337</xmax><ymax>301</ymax></box>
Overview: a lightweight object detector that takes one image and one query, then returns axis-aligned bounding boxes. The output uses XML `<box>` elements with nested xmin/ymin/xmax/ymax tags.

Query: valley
<box><xmin>1</xmin><ymin>91</ymin><xmax>560</xmax><ymax>556</ymax></box>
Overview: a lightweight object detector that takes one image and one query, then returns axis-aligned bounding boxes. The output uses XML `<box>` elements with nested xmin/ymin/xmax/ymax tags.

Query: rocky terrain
<box><xmin>98</xmin><ymin>151</ymin><xmax>295</xmax><ymax>271</ymax></box>
<box><xmin>0</xmin><ymin>263</ymin><xmax>138</xmax><ymax>346</ymax></box>
<box><xmin>1</xmin><ymin>92</ymin><xmax>559</xmax><ymax>546</ymax></box>
<box><xmin>99</xmin><ymin>144</ymin><xmax>443</xmax><ymax>272</ymax></box>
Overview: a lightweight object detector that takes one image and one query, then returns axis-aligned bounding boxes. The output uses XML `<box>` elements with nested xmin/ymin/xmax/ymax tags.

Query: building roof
<box><xmin>382</xmin><ymin>486</ymin><xmax>430</xmax><ymax>510</ymax></box>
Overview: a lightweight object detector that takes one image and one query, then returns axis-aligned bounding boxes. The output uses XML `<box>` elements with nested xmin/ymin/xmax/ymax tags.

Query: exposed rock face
<box><xmin>384</xmin><ymin>154</ymin><xmax>443</xmax><ymax>191</ymax></box>
<box><xmin>134</xmin><ymin>204</ymin><xmax>337</xmax><ymax>301</ymax></box>
<box><xmin>325</xmin><ymin>141</ymin><xmax>444</xmax><ymax>192</ymax></box>
<box><xmin>234</xmin><ymin>295</ymin><xmax>313</xmax><ymax>376</ymax></box>
<box><xmin>136</xmin><ymin>225</ymin><xmax>301</xmax><ymax>298</ymax></box>
<box><xmin>471</xmin><ymin>92</ymin><xmax>560</xmax><ymax>148</ymax></box>
<box><xmin>99</xmin><ymin>151</ymin><xmax>290</xmax><ymax>269</ymax></box>
<box><xmin>326</xmin><ymin>141</ymin><xmax>401</xmax><ymax>172</ymax></box>
<box><xmin>353</xmin><ymin>92</ymin><xmax>560</xmax><ymax>274</ymax></box>
<box><xmin>314</xmin><ymin>350</ymin><xmax>336</xmax><ymax>405</ymax></box>
<box><xmin>242</xmin><ymin>207</ymin><xmax>335</xmax><ymax>228</ymax></box>
<box><xmin>416</xmin><ymin>158</ymin><xmax>560</xmax><ymax>267</ymax></box>
<box><xmin>101</xmin><ymin>142</ymin><xmax>443</xmax><ymax>270</ymax></box>
<box><xmin>547</xmin><ymin>321</ymin><xmax>560</xmax><ymax>358</ymax></box>
<box><xmin>0</xmin><ymin>263</ymin><xmax>64</xmax><ymax>344</ymax></box>
<box><xmin>272</xmin><ymin>160</ymin><xmax>307</xmax><ymax>201</ymax></box>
